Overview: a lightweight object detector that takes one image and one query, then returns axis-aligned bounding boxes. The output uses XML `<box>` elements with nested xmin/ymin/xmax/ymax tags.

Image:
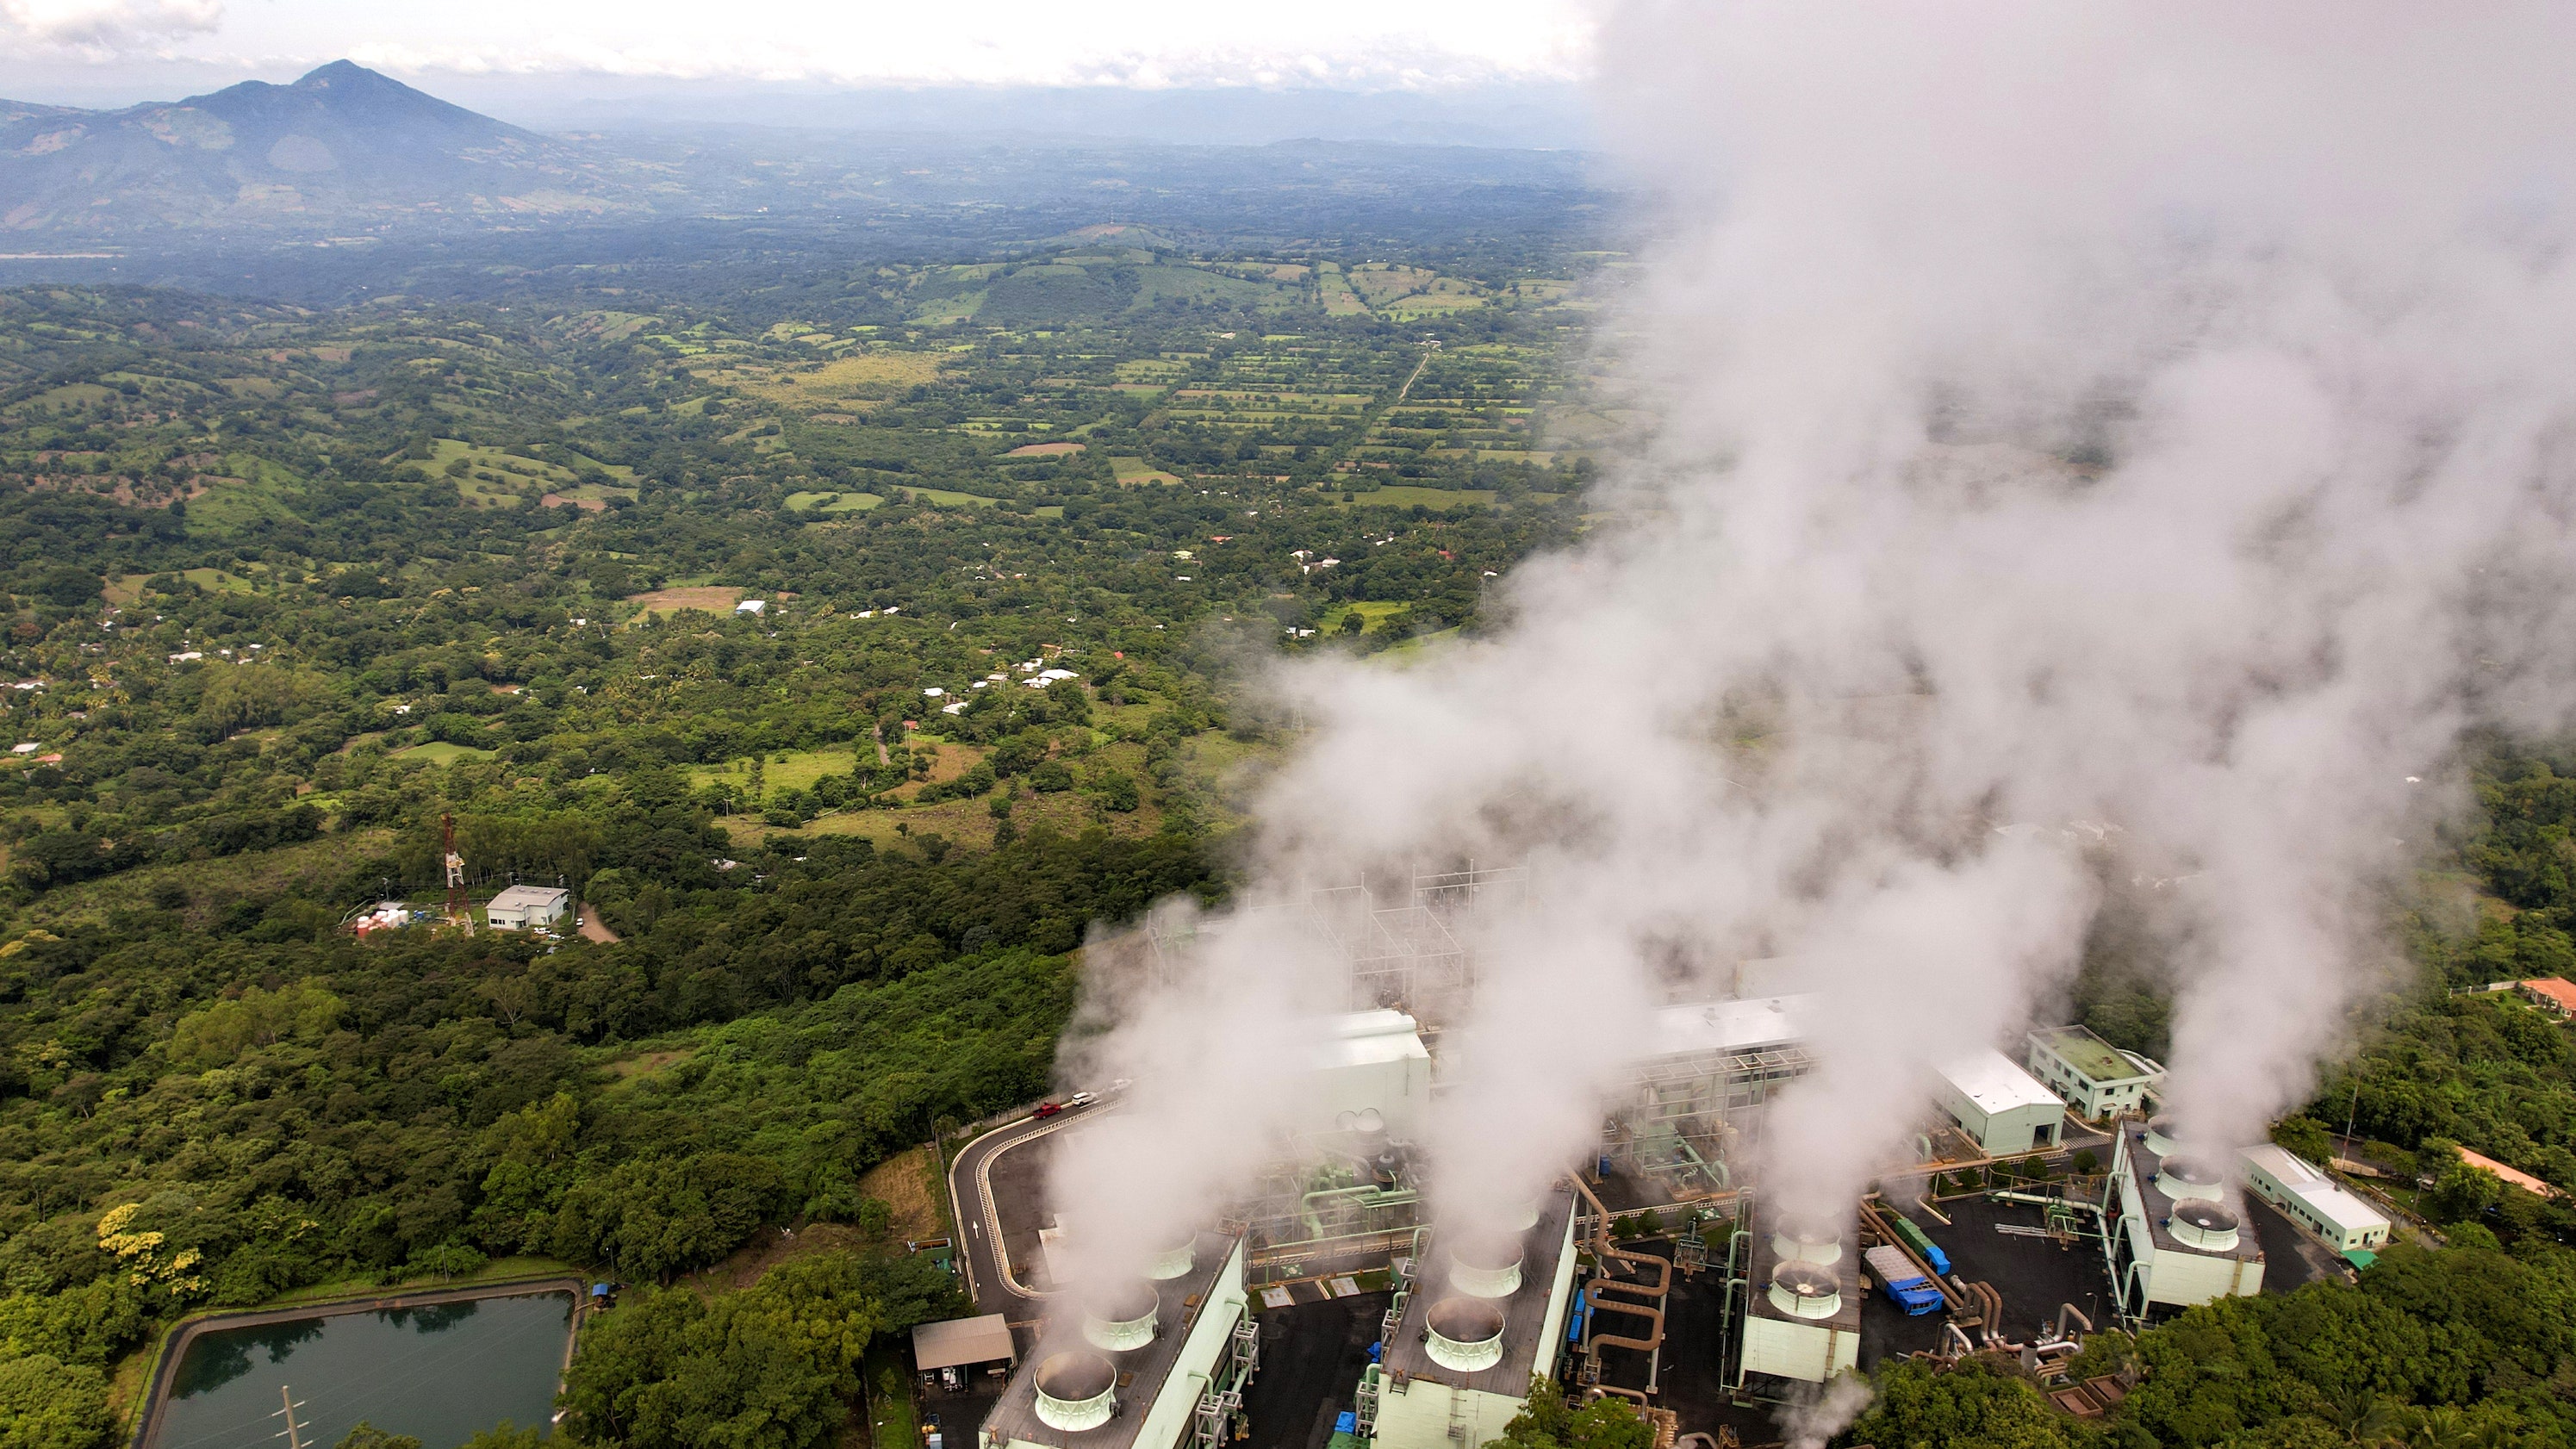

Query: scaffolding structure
<box><xmin>1607</xmin><ymin>1042</ymin><xmax>1813</xmax><ymax>1197</ymax></box>
<box><xmin>1142</xmin><ymin>864</ymin><xmax>1528</xmax><ymax>1015</ymax></box>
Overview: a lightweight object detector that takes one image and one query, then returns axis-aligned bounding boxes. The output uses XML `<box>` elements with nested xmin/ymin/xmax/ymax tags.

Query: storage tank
<box><xmin>2168</xmin><ymin>1199</ymin><xmax>2243</xmax><ymax>1253</ymax></box>
<box><xmin>1033</xmin><ymin>1352</ymin><xmax>1118</xmax><ymax>1433</ymax></box>
<box><xmin>2155</xmin><ymin>1155</ymin><xmax>2225</xmax><ymax>1203</ymax></box>
<box><xmin>1422</xmin><ymin>1297</ymin><xmax>1508</xmax><ymax>1373</ymax></box>
<box><xmin>1769</xmin><ymin>1214</ymin><xmax>1844</xmax><ymax>1267</ymax></box>
<box><xmin>1448</xmin><ymin>1233</ymin><xmax>1525</xmax><ymax>1299</ymax></box>
<box><xmin>1766</xmin><ymin>1260</ymin><xmax>1842</xmax><ymax>1320</ymax></box>
<box><xmin>1080</xmin><ymin>1281</ymin><xmax>1160</xmax><ymax>1352</ymax></box>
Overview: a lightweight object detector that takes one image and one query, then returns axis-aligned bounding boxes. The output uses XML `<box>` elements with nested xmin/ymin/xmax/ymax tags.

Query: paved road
<box><xmin>946</xmin><ymin>1104</ymin><xmax>1111</xmax><ymax>1320</ymax></box>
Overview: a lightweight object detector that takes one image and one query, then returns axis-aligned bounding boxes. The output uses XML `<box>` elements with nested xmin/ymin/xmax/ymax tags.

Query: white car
<box><xmin>1067</xmin><ymin>1091</ymin><xmax>1098</xmax><ymax>1108</ymax></box>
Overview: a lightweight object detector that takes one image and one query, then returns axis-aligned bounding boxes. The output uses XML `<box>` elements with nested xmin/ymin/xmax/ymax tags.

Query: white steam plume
<box><xmin>1046</xmin><ymin>0</ymin><xmax>2576</xmax><ymax>1304</ymax></box>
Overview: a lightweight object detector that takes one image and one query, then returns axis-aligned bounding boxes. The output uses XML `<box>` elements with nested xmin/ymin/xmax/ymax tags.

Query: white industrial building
<box><xmin>2105</xmin><ymin>1122</ymin><xmax>2264</xmax><ymax>1315</ymax></box>
<box><xmin>1364</xmin><ymin>1187</ymin><xmax>1582</xmax><ymax>1449</ymax></box>
<box><xmin>2238</xmin><ymin>1145</ymin><xmax>2391</xmax><ymax>1254</ymax></box>
<box><xmin>980</xmin><ymin>1232</ymin><xmax>1254</xmax><ymax>1449</ymax></box>
<box><xmin>1308</xmin><ymin>1009</ymin><xmax>1433</xmax><ymax>1140</ymax></box>
<box><xmin>2025</xmin><ymin>1025</ymin><xmax>2164</xmax><ymax>1119</ymax></box>
<box><xmin>1934</xmin><ymin>1049</ymin><xmax>2065</xmax><ymax>1156</ymax></box>
<box><xmin>484</xmin><ymin>885</ymin><xmax>570</xmax><ymax>930</ymax></box>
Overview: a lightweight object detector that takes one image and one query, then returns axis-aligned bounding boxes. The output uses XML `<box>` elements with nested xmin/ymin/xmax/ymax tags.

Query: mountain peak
<box><xmin>295</xmin><ymin>59</ymin><xmax>382</xmax><ymax>89</ymax></box>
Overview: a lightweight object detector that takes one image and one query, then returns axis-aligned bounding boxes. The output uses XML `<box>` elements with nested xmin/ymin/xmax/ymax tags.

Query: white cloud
<box><xmin>0</xmin><ymin>0</ymin><xmax>221</xmax><ymax>56</ymax></box>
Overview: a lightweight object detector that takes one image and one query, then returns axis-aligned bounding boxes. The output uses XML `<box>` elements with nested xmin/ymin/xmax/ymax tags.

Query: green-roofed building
<box><xmin>2025</xmin><ymin>1024</ymin><xmax>2165</xmax><ymax>1120</ymax></box>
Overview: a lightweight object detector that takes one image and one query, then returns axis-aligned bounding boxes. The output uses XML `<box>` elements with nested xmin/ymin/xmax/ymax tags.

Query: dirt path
<box><xmin>874</xmin><ymin>722</ymin><xmax>891</xmax><ymax>767</ymax></box>
<box><xmin>577</xmin><ymin>903</ymin><xmax>619</xmax><ymax>943</ymax></box>
<box><xmin>1395</xmin><ymin>346</ymin><xmax>1434</xmax><ymax>403</ymax></box>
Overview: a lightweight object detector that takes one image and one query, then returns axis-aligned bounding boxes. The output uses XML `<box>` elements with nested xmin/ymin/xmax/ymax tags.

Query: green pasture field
<box><xmin>689</xmin><ymin>747</ymin><xmax>864</xmax><ymax>796</ymax></box>
<box><xmin>392</xmin><ymin>741</ymin><xmax>499</xmax><ymax>765</ymax></box>
<box><xmin>785</xmin><ymin>490</ymin><xmax>887</xmax><ymax>513</ymax></box>
<box><xmin>1333</xmin><ymin>486</ymin><xmax>1498</xmax><ymax>509</ymax></box>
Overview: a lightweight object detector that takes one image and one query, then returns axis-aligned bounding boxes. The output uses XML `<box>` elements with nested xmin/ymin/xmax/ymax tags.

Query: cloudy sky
<box><xmin>0</xmin><ymin>0</ymin><xmax>1596</xmax><ymax>104</ymax></box>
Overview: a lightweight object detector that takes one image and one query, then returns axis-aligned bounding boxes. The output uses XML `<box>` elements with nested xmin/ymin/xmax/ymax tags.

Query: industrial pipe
<box><xmin>2053</xmin><ymin>1302</ymin><xmax>2094</xmax><ymax>1339</ymax></box>
<box><xmin>1565</xmin><ymin>1173</ymin><xmax>1674</xmax><ymax>1358</ymax></box>
<box><xmin>1584</xmin><ymin>1385</ymin><xmax>1652</xmax><ymax>1407</ymax></box>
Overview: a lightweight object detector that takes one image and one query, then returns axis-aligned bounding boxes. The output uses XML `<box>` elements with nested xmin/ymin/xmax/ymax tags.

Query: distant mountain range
<box><xmin>0</xmin><ymin>61</ymin><xmax>1602</xmax><ymax>258</ymax></box>
<box><xmin>0</xmin><ymin>62</ymin><xmax>638</xmax><ymax>238</ymax></box>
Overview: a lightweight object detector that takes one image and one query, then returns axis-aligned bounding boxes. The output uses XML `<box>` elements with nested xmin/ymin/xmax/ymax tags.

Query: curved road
<box><xmin>946</xmin><ymin>1104</ymin><xmax>1111</xmax><ymax>1320</ymax></box>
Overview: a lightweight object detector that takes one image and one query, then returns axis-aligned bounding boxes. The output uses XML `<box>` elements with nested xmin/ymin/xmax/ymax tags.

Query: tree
<box><xmin>1494</xmin><ymin>1380</ymin><xmax>1652</xmax><ymax>1449</ymax></box>
<box><xmin>558</xmin><ymin>1250</ymin><xmax>881</xmax><ymax>1449</ymax></box>
<box><xmin>1846</xmin><ymin>1359</ymin><xmax>2075</xmax><ymax>1449</ymax></box>
<box><xmin>333</xmin><ymin>1426</ymin><xmax>424</xmax><ymax>1449</ymax></box>
<box><xmin>0</xmin><ymin>1354</ymin><xmax>114</xmax><ymax>1449</ymax></box>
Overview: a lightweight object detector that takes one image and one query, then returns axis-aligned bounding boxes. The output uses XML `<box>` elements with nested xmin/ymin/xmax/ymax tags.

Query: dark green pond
<box><xmin>152</xmin><ymin>1291</ymin><xmax>573</xmax><ymax>1449</ymax></box>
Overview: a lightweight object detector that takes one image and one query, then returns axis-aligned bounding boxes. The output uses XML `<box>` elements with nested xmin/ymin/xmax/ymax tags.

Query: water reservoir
<box><xmin>148</xmin><ymin>1289</ymin><xmax>575</xmax><ymax>1449</ymax></box>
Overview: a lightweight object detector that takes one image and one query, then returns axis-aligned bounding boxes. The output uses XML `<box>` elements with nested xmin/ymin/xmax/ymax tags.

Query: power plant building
<box><xmin>980</xmin><ymin>1232</ymin><xmax>1255</xmax><ymax>1449</ymax></box>
<box><xmin>2105</xmin><ymin>1122</ymin><xmax>2263</xmax><ymax>1315</ymax></box>
<box><xmin>2237</xmin><ymin>1145</ymin><xmax>2391</xmax><ymax>1253</ymax></box>
<box><xmin>1934</xmin><ymin>1049</ymin><xmax>2065</xmax><ymax>1156</ymax></box>
<box><xmin>1364</xmin><ymin>1187</ymin><xmax>1582</xmax><ymax>1449</ymax></box>
<box><xmin>1739</xmin><ymin>1214</ymin><xmax>1862</xmax><ymax>1384</ymax></box>
<box><xmin>2025</xmin><ymin>1025</ymin><xmax>2164</xmax><ymax>1120</ymax></box>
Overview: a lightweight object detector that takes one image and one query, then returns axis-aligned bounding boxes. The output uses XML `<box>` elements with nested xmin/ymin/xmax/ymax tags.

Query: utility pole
<box><xmin>272</xmin><ymin>1385</ymin><xmax>308</xmax><ymax>1449</ymax></box>
<box><xmin>443</xmin><ymin>812</ymin><xmax>469</xmax><ymax>930</ymax></box>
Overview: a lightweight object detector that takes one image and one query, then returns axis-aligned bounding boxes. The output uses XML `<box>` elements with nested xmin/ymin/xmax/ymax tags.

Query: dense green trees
<box><xmin>561</xmin><ymin>1250</ymin><xmax>961</xmax><ymax>1449</ymax></box>
<box><xmin>1495</xmin><ymin>1381</ymin><xmax>1654</xmax><ymax>1449</ymax></box>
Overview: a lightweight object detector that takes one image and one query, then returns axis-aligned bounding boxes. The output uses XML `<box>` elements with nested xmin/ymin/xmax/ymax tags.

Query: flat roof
<box><xmin>1648</xmin><ymin>996</ymin><xmax>1809</xmax><ymax>1060</ymax></box>
<box><xmin>2237</xmin><ymin>1143</ymin><xmax>2324</xmax><ymax>1187</ymax></box>
<box><xmin>1320</xmin><ymin>1009</ymin><xmax>1431</xmax><ymax>1069</ymax></box>
<box><xmin>487</xmin><ymin>885</ymin><xmax>569</xmax><ymax>909</ymax></box>
<box><xmin>2029</xmin><ymin>1025</ymin><xmax>2153</xmax><ymax>1085</ymax></box>
<box><xmin>914</xmin><ymin>1314</ymin><xmax>1017</xmax><ymax>1371</ymax></box>
<box><xmin>1937</xmin><ymin>1048</ymin><xmax>2061</xmax><ymax>1116</ymax></box>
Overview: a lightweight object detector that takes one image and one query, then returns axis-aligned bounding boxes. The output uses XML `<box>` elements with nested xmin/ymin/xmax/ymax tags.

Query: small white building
<box><xmin>2238</xmin><ymin>1144</ymin><xmax>2391</xmax><ymax>1253</ymax></box>
<box><xmin>484</xmin><ymin>885</ymin><xmax>571</xmax><ymax>930</ymax></box>
<box><xmin>1935</xmin><ymin>1049</ymin><xmax>2065</xmax><ymax>1156</ymax></box>
<box><xmin>1310</xmin><ymin>1009</ymin><xmax>1434</xmax><ymax>1140</ymax></box>
<box><xmin>734</xmin><ymin>599</ymin><xmax>767</xmax><ymax>615</ymax></box>
<box><xmin>2025</xmin><ymin>1024</ymin><xmax>2164</xmax><ymax>1119</ymax></box>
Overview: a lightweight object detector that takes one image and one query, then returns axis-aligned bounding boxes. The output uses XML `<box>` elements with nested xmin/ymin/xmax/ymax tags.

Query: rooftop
<box><xmin>1381</xmin><ymin>1184</ymin><xmax>1577</xmax><ymax>1396</ymax></box>
<box><xmin>2517</xmin><ymin>978</ymin><xmax>2576</xmax><ymax>1013</ymax></box>
<box><xmin>916</xmin><ymin>1314</ymin><xmax>1017</xmax><ymax>1371</ymax></box>
<box><xmin>2457</xmin><ymin>1147</ymin><xmax>2560</xmax><ymax>1199</ymax></box>
<box><xmin>486</xmin><ymin>884</ymin><xmax>569</xmax><ymax>910</ymax></box>
<box><xmin>981</xmin><ymin>1231</ymin><xmax>1241</xmax><ymax>1449</ymax></box>
<box><xmin>2030</xmin><ymin>1025</ymin><xmax>2156</xmax><ymax>1085</ymax></box>
<box><xmin>1319</xmin><ymin>1009</ymin><xmax>1432</xmax><ymax>1071</ymax></box>
<box><xmin>1647</xmin><ymin>996</ymin><xmax>1811</xmax><ymax>1061</ymax></box>
<box><xmin>1937</xmin><ymin>1048</ymin><xmax>2062</xmax><ymax>1116</ymax></box>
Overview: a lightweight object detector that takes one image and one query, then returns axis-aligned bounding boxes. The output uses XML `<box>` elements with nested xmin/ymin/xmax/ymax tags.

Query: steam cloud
<box><xmin>1042</xmin><ymin>0</ymin><xmax>2576</xmax><ymax>1355</ymax></box>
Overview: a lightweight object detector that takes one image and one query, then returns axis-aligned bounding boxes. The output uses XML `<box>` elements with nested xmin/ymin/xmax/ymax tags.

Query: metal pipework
<box><xmin>1565</xmin><ymin>1173</ymin><xmax>1674</xmax><ymax>1359</ymax></box>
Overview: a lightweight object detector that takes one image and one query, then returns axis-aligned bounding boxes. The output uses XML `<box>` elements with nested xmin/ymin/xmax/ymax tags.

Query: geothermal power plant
<box><xmin>939</xmin><ymin>869</ymin><xmax>2393</xmax><ymax>1449</ymax></box>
